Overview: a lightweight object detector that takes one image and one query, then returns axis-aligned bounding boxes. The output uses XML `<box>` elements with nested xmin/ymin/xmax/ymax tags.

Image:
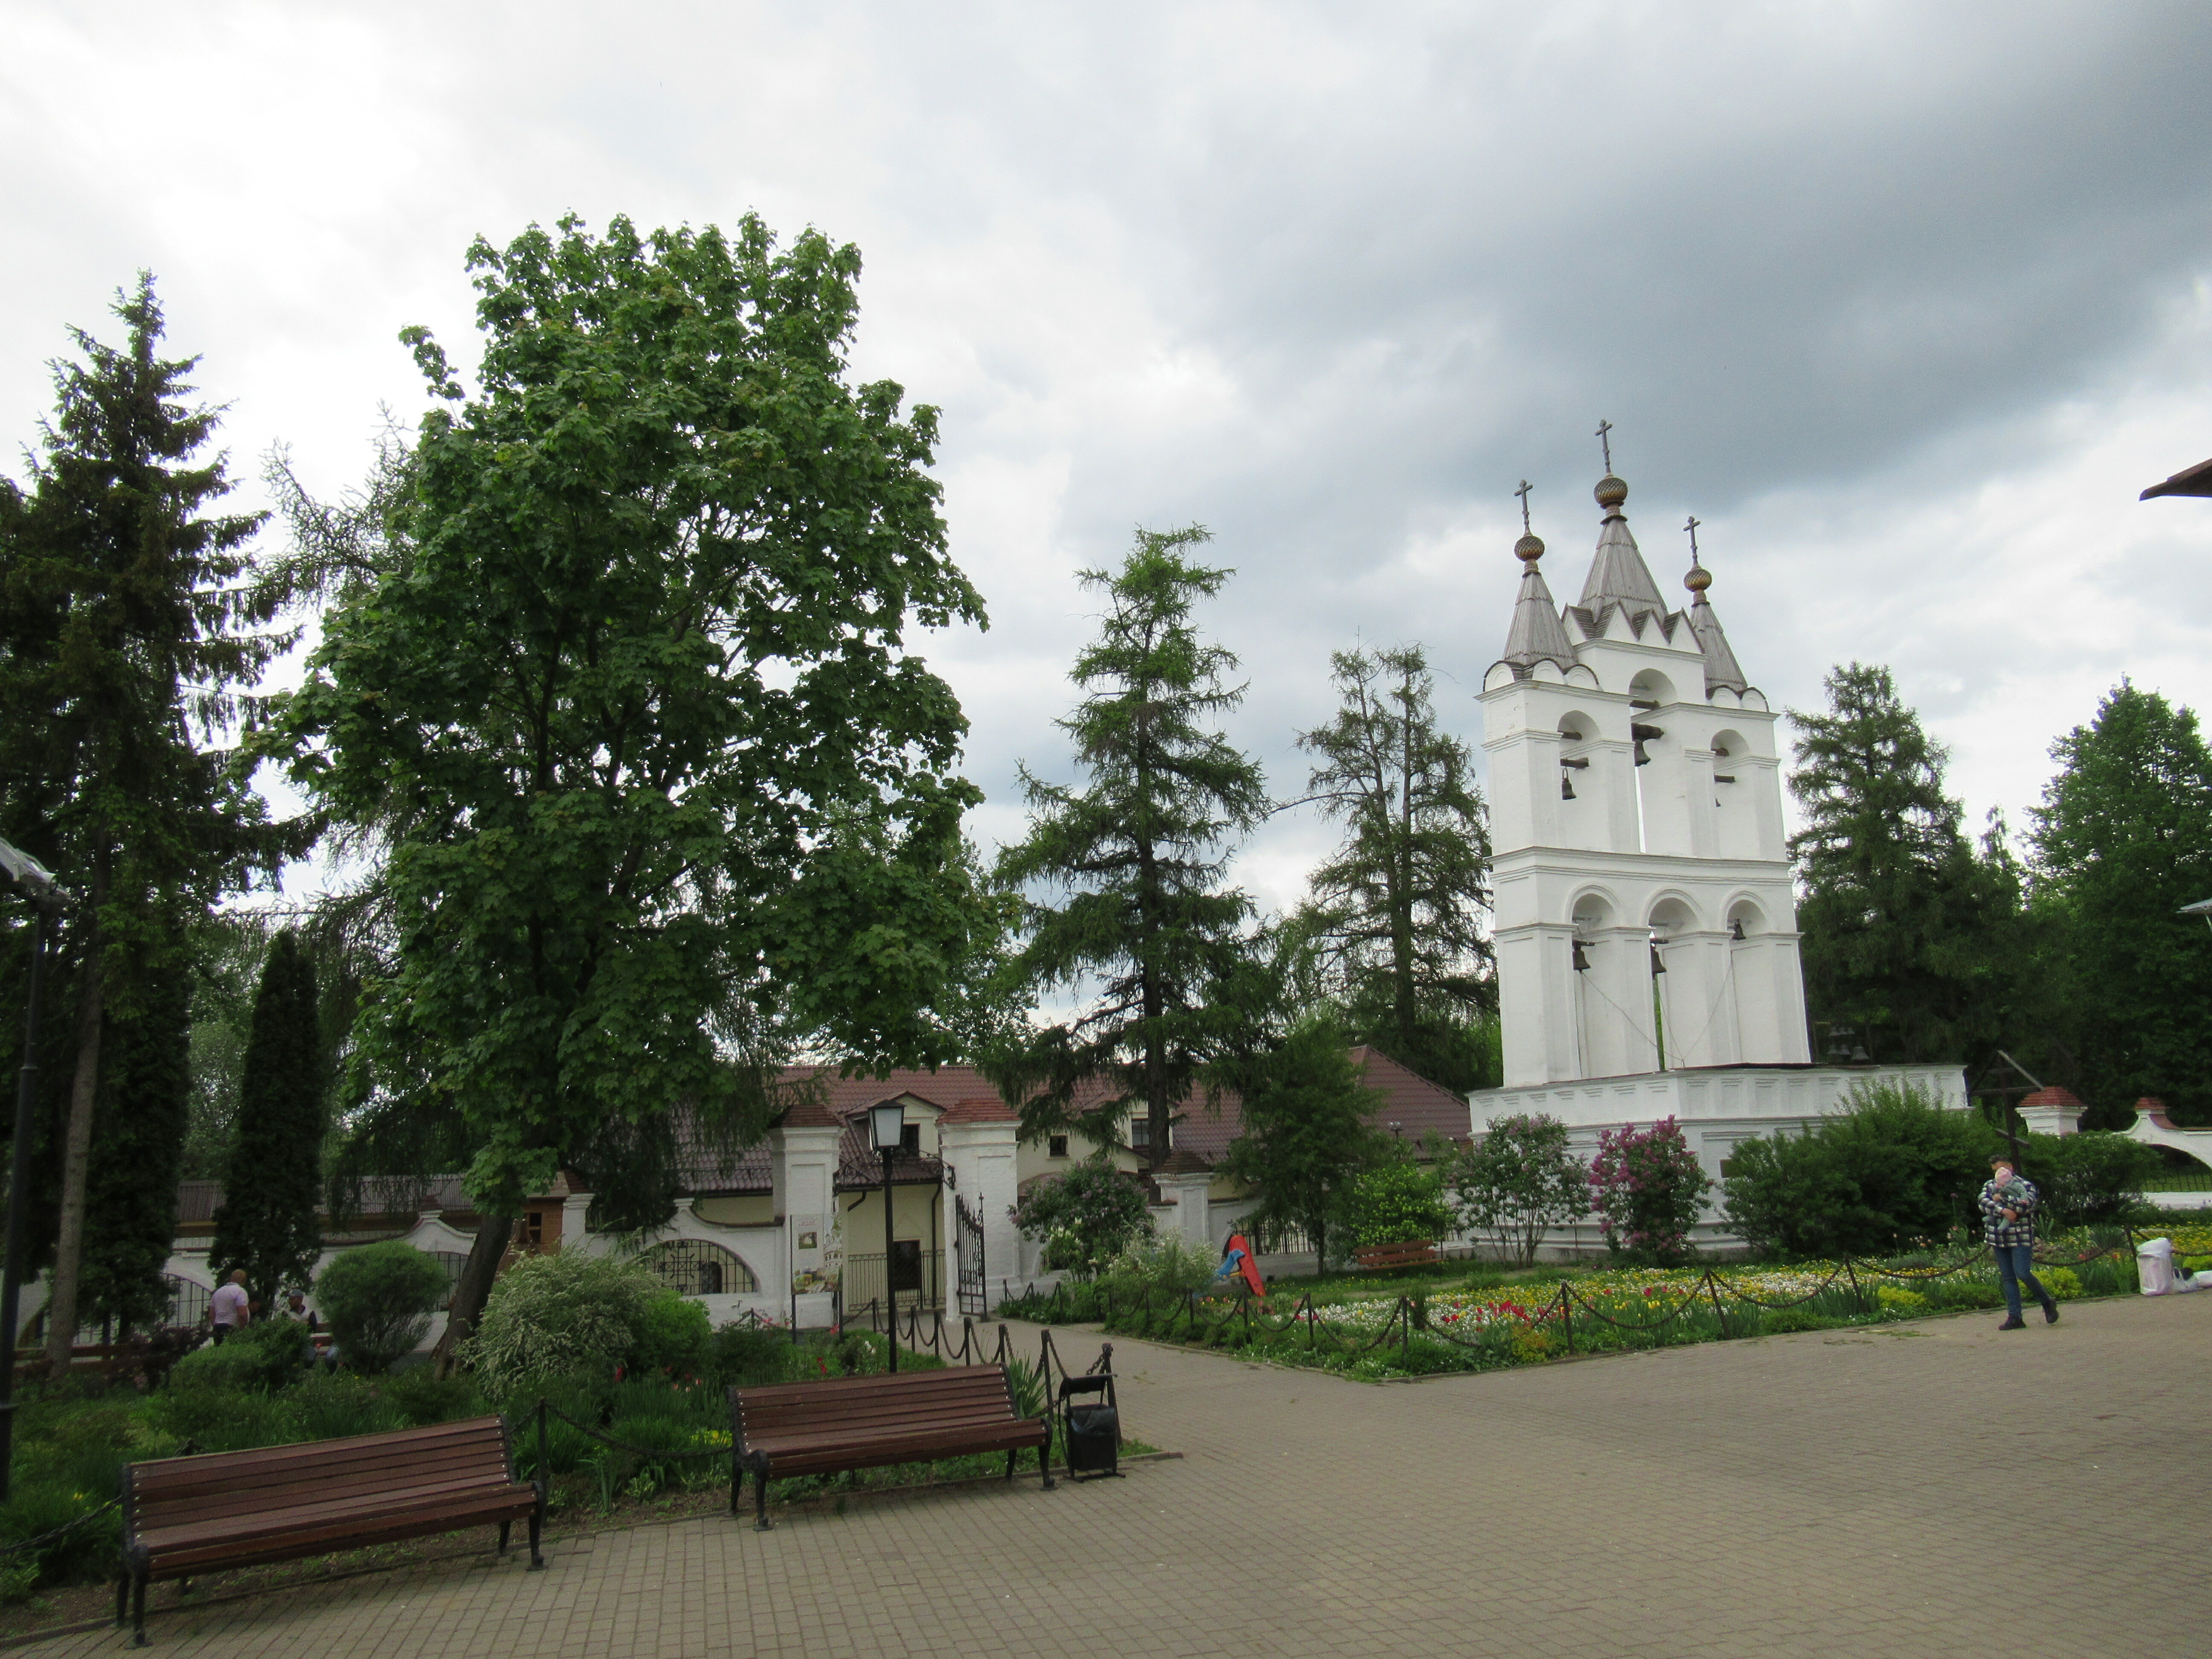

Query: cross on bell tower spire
<box><xmin>1595</xmin><ymin>418</ymin><xmax>1614</xmax><ymax>474</ymax></box>
<box><xmin>1515</xmin><ymin>478</ymin><xmax>1534</xmax><ymax>533</ymax></box>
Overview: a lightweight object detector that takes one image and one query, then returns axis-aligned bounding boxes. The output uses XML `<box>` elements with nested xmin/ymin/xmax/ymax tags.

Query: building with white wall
<box><xmin>1471</xmin><ymin>462</ymin><xmax>1961</xmax><ymax>1231</ymax></box>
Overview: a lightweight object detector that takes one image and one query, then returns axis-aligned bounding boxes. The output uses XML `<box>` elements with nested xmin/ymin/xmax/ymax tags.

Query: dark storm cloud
<box><xmin>4</xmin><ymin>1</ymin><xmax>2209</xmax><ymax>908</ymax></box>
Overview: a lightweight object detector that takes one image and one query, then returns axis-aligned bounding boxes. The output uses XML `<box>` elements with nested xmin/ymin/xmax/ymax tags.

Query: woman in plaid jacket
<box><xmin>1979</xmin><ymin>1156</ymin><xmax>2058</xmax><ymax>1330</ymax></box>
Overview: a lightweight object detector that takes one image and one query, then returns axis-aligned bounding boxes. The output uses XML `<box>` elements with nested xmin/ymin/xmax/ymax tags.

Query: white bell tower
<box><xmin>1479</xmin><ymin>464</ymin><xmax>1810</xmax><ymax>1087</ymax></box>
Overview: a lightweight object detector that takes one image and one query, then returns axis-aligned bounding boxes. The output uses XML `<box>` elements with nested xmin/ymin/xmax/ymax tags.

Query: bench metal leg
<box><xmin>131</xmin><ymin>1565</ymin><xmax>148</xmax><ymax>1647</ymax></box>
<box><xmin>1004</xmin><ymin>1448</ymin><xmax>1016</xmax><ymax>1482</ymax></box>
<box><xmin>498</xmin><ymin>1519</ymin><xmax>511</xmax><ymax>1557</ymax></box>
<box><xmin>114</xmin><ymin>1572</ymin><xmax>128</xmax><ymax>1628</ymax></box>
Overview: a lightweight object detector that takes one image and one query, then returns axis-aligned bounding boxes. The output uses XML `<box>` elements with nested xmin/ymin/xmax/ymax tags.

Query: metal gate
<box><xmin>955</xmin><ymin>1194</ymin><xmax>987</xmax><ymax>1316</ymax></box>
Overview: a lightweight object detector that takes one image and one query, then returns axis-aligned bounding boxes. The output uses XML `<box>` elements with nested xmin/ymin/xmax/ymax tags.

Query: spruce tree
<box><xmin>1294</xmin><ymin>643</ymin><xmax>1495</xmax><ymax>1090</ymax></box>
<box><xmin>211</xmin><ymin>929</ymin><xmax>324</xmax><ymax>1308</ymax></box>
<box><xmin>0</xmin><ymin>276</ymin><xmax>290</xmax><ymax>1364</ymax></box>
<box><xmin>986</xmin><ymin>527</ymin><xmax>1270</xmax><ymax>1166</ymax></box>
<box><xmin>2030</xmin><ymin>683</ymin><xmax>2212</xmax><ymax>1125</ymax></box>
<box><xmin>1787</xmin><ymin>663</ymin><xmax>2026</xmax><ymax>1067</ymax></box>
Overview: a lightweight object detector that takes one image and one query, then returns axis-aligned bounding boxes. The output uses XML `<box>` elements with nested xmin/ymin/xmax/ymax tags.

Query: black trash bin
<box><xmin>1057</xmin><ymin>1372</ymin><xmax>1122</xmax><ymax>1480</ymax></box>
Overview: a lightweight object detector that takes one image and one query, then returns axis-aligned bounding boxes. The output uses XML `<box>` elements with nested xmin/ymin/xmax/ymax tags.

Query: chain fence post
<box><xmin>1845</xmin><ymin>1260</ymin><xmax>1865</xmax><ymax>1315</ymax></box>
<box><xmin>1558</xmin><ymin>1283</ymin><xmax>1574</xmax><ymax>1354</ymax></box>
<box><xmin>1703</xmin><ymin>1270</ymin><xmax>1728</xmax><ymax>1339</ymax></box>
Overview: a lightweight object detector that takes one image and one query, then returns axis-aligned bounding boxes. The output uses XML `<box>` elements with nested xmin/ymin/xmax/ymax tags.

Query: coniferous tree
<box><xmin>211</xmin><ymin>930</ymin><xmax>325</xmax><ymax>1309</ymax></box>
<box><xmin>1294</xmin><ymin>643</ymin><xmax>1496</xmax><ymax>1090</ymax></box>
<box><xmin>0</xmin><ymin>276</ymin><xmax>292</xmax><ymax>1364</ymax></box>
<box><xmin>986</xmin><ymin>527</ymin><xmax>1270</xmax><ymax>1167</ymax></box>
<box><xmin>79</xmin><ymin>939</ymin><xmax>192</xmax><ymax>1333</ymax></box>
<box><xmin>1788</xmin><ymin>664</ymin><xmax>2028</xmax><ymax>1068</ymax></box>
<box><xmin>2031</xmin><ymin>683</ymin><xmax>2212</xmax><ymax>1125</ymax></box>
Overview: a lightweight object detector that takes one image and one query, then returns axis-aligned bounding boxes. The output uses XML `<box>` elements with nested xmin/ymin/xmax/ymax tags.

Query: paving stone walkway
<box><xmin>29</xmin><ymin>1292</ymin><xmax>2208</xmax><ymax>1658</ymax></box>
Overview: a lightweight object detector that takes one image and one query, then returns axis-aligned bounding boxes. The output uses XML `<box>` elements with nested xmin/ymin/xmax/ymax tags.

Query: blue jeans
<box><xmin>1994</xmin><ymin>1244</ymin><xmax>2048</xmax><ymax>1319</ymax></box>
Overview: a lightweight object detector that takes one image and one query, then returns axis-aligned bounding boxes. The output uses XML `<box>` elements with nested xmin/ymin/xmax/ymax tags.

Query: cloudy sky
<box><xmin>6</xmin><ymin>2</ymin><xmax>2210</xmax><ymax>913</ymax></box>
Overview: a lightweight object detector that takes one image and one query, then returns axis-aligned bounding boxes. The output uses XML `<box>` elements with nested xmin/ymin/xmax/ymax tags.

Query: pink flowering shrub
<box><xmin>1588</xmin><ymin>1117</ymin><xmax>1713</xmax><ymax>1266</ymax></box>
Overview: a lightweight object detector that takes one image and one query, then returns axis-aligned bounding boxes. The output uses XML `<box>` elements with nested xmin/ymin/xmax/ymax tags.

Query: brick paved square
<box><xmin>25</xmin><ymin>1294</ymin><xmax>2206</xmax><ymax>1658</ymax></box>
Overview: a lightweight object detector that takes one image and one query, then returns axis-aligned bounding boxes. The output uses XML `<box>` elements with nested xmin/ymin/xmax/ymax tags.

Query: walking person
<box><xmin>209</xmin><ymin>1268</ymin><xmax>251</xmax><ymax>1345</ymax></box>
<box><xmin>1979</xmin><ymin>1156</ymin><xmax>2058</xmax><ymax>1330</ymax></box>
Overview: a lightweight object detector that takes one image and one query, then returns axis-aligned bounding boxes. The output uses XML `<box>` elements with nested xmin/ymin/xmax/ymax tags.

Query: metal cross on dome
<box><xmin>1684</xmin><ymin>514</ymin><xmax>1701</xmax><ymax>557</ymax></box>
<box><xmin>1595</xmin><ymin>418</ymin><xmax>1614</xmax><ymax>473</ymax></box>
<box><xmin>1514</xmin><ymin>478</ymin><xmax>1534</xmax><ymax>532</ymax></box>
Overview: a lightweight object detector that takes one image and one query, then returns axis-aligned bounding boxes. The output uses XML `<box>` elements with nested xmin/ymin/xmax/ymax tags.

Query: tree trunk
<box><xmin>44</xmin><ymin>944</ymin><xmax>103</xmax><ymax>1371</ymax></box>
<box><xmin>431</xmin><ymin>1209</ymin><xmax>514</xmax><ymax>1379</ymax></box>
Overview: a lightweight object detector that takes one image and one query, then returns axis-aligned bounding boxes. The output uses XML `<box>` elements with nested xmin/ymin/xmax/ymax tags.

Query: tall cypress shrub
<box><xmin>80</xmin><ymin>946</ymin><xmax>192</xmax><ymax>1333</ymax></box>
<box><xmin>211</xmin><ymin>929</ymin><xmax>323</xmax><ymax>1307</ymax></box>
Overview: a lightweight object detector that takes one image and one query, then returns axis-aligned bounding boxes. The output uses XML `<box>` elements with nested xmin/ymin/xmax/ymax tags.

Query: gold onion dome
<box><xmin>1514</xmin><ymin>531</ymin><xmax>1546</xmax><ymax>564</ymax></box>
<box><xmin>1685</xmin><ymin>561</ymin><xmax>1712</xmax><ymax>594</ymax></box>
<box><xmin>1594</xmin><ymin>474</ymin><xmax>1628</xmax><ymax>509</ymax></box>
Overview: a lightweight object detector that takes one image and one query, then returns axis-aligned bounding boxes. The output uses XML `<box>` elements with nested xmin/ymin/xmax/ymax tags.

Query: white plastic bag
<box><xmin>2138</xmin><ymin>1237</ymin><xmax>2175</xmax><ymax>1296</ymax></box>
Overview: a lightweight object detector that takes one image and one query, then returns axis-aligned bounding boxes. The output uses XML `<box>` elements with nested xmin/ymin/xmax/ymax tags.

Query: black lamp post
<box><xmin>868</xmin><ymin>1099</ymin><xmax>904</xmax><ymax>1374</ymax></box>
<box><xmin>0</xmin><ymin>837</ymin><xmax>61</xmax><ymax>1504</ymax></box>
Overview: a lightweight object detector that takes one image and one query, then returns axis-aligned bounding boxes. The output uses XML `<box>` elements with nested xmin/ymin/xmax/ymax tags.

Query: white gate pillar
<box><xmin>938</xmin><ymin>1099</ymin><xmax>1022</xmax><ymax>1313</ymax></box>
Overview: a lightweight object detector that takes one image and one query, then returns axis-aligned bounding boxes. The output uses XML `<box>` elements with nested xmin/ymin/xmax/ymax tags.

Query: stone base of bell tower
<box><xmin>1469</xmin><ymin>1062</ymin><xmax>1968</xmax><ymax>1256</ymax></box>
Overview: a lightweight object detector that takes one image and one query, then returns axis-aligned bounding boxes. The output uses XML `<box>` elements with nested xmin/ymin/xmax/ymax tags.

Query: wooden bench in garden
<box><xmin>1354</xmin><ymin>1240</ymin><xmax>1438</xmax><ymax>1271</ymax></box>
<box><xmin>727</xmin><ymin>1365</ymin><xmax>1050</xmax><ymax>1529</ymax></box>
<box><xmin>118</xmin><ymin>1416</ymin><xmax>543</xmax><ymax>1646</ymax></box>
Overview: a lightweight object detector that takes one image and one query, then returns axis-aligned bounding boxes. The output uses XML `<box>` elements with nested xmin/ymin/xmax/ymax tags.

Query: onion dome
<box><xmin>1594</xmin><ymin>474</ymin><xmax>1628</xmax><ymax>511</ymax></box>
<box><xmin>1514</xmin><ymin>531</ymin><xmax>1546</xmax><ymax>564</ymax></box>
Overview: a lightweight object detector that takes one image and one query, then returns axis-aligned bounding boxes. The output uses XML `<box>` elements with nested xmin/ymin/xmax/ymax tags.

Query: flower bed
<box><xmin>1002</xmin><ymin>1234</ymin><xmax>2141</xmax><ymax>1381</ymax></box>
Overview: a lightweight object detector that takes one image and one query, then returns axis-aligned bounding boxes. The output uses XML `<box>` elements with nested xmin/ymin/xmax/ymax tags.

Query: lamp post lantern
<box><xmin>867</xmin><ymin>1100</ymin><xmax>904</xmax><ymax>1374</ymax></box>
<box><xmin>0</xmin><ymin>837</ymin><xmax>62</xmax><ymax>1504</ymax></box>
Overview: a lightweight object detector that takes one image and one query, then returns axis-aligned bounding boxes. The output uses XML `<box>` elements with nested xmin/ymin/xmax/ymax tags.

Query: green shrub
<box><xmin>1755</xmin><ymin>1307</ymin><xmax>1835</xmax><ymax>1335</ymax></box>
<box><xmin>1922</xmin><ymin>1278</ymin><xmax>2004</xmax><ymax>1310</ymax></box>
<box><xmin>631</xmin><ymin>1290</ymin><xmax>712</xmax><ymax>1378</ymax></box>
<box><xmin>382</xmin><ymin>1365</ymin><xmax>485</xmax><ymax>1426</ymax></box>
<box><xmin>1100</xmin><ymin>1236</ymin><xmax>1217</xmax><ymax>1299</ymax></box>
<box><xmin>1341</xmin><ymin>1158</ymin><xmax>1455</xmax><ymax>1249</ymax></box>
<box><xmin>462</xmin><ymin>1251</ymin><xmax>660</xmax><ymax>1396</ymax></box>
<box><xmin>288</xmin><ymin>1372</ymin><xmax>402</xmax><ymax>1441</ymax></box>
<box><xmin>1011</xmin><ymin>1153</ymin><xmax>1152</xmax><ymax>1277</ymax></box>
<box><xmin>167</xmin><ymin>1318</ymin><xmax>309</xmax><ymax>1394</ymax></box>
<box><xmin>146</xmin><ymin>1383</ymin><xmax>301</xmax><ymax>1452</ymax></box>
<box><xmin>2025</xmin><ymin>1133</ymin><xmax>2162</xmax><ymax>1228</ymax></box>
<box><xmin>707</xmin><ymin>1321</ymin><xmax>798</xmax><ymax>1389</ymax></box>
<box><xmin>1722</xmin><ymin>1082</ymin><xmax>1999</xmax><ymax>1259</ymax></box>
<box><xmin>316</xmin><ymin>1242</ymin><xmax>452</xmax><ymax>1374</ymax></box>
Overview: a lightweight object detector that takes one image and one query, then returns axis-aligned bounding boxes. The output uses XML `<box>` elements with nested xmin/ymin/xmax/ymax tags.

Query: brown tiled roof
<box><xmin>183</xmin><ymin>1050</ymin><xmax>1476</xmax><ymax>1219</ymax></box>
<box><xmin>2019</xmin><ymin>1086</ymin><xmax>2085</xmax><ymax>1109</ymax></box>
<box><xmin>1154</xmin><ymin>1148</ymin><xmax>1213</xmax><ymax>1175</ymax></box>
<box><xmin>941</xmin><ymin>1096</ymin><xmax>1020</xmax><ymax>1124</ymax></box>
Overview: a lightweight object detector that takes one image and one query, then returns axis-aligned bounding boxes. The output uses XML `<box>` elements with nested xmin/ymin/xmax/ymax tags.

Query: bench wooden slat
<box><xmin>119</xmin><ymin>1414</ymin><xmax>543</xmax><ymax>1645</ymax></box>
<box><xmin>728</xmin><ymin>1363</ymin><xmax>1051</xmax><ymax>1528</ymax></box>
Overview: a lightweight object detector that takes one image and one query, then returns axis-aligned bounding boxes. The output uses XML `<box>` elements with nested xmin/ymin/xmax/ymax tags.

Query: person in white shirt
<box><xmin>209</xmin><ymin>1269</ymin><xmax>251</xmax><ymax>1344</ymax></box>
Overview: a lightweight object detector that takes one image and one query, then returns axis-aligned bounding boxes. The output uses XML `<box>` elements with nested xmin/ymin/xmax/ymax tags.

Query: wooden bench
<box><xmin>727</xmin><ymin>1365</ymin><xmax>1051</xmax><ymax>1529</ymax></box>
<box><xmin>118</xmin><ymin>1416</ymin><xmax>543</xmax><ymax>1645</ymax></box>
<box><xmin>1354</xmin><ymin>1240</ymin><xmax>1439</xmax><ymax>1271</ymax></box>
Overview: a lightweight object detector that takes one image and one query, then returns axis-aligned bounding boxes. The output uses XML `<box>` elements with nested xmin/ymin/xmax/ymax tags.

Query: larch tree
<box><xmin>0</xmin><ymin>276</ymin><xmax>291</xmax><ymax>1365</ymax></box>
<box><xmin>2030</xmin><ymin>682</ymin><xmax>2212</xmax><ymax>1125</ymax></box>
<box><xmin>1294</xmin><ymin>643</ymin><xmax>1495</xmax><ymax>1090</ymax></box>
<box><xmin>274</xmin><ymin>215</ymin><xmax>995</xmax><ymax>1367</ymax></box>
<box><xmin>1787</xmin><ymin>663</ymin><xmax>2027</xmax><ymax>1070</ymax></box>
<box><xmin>210</xmin><ymin>929</ymin><xmax>326</xmax><ymax>1308</ymax></box>
<box><xmin>985</xmin><ymin>527</ymin><xmax>1270</xmax><ymax>1168</ymax></box>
